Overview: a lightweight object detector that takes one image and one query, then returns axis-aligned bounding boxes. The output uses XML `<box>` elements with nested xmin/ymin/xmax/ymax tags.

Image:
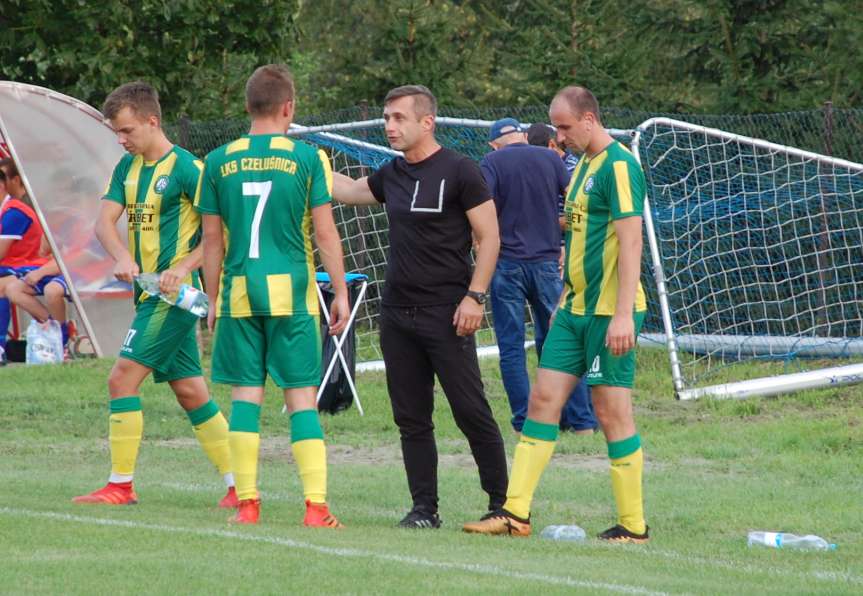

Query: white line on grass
<box><xmin>1</xmin><ymin>507</ymin><xmax>666</xmax><ymax>596</ymax></box>
<box><xmin>90</xmin><ymin>483</ymin><xmax>863</xmax><ymax>588</ymax></box>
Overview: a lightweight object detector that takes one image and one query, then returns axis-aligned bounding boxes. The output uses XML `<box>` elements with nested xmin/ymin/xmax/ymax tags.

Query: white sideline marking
<box><xmin>69</xmin><ymin>484</ymin><xmax>863</xmax><ymax>587</ymax></box>
<box><xmin>1</xmin><ymin>507</ymin><xmax>665</xmax><ymax>596</ymax></box>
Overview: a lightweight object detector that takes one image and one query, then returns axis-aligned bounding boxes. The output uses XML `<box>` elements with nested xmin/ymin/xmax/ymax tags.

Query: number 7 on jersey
<box><xmin>243</xmin><ymin>180</ymin><xmax>272</xmax><ymax>259</ymax></box>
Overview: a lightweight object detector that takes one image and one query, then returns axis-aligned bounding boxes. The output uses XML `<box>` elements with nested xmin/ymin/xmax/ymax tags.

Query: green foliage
<box><xmin>1</xmin><ymin>0</ymin><xmax>861</xmax><ymax>118</ymax></box>
<box><xmin>0</xmin><ymin>0</ymin><xmax>298</xmax><ymax>119</ymax></box>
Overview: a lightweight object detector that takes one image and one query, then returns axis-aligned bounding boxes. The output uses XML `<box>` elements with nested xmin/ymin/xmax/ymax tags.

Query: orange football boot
<box><xmin>218</xmin><ymin>486</ymin><xmax>239</xmax><ymax>508</ymax></box>
<box><xmin>230</xmin><ymin>498</ymin><xmax>261</xmax><ymax>524</ymax></box>
<box><xmin>303</xmin><ymin>500</ymin><xmax>344</xmax><ymax>528</ymax></box>
<box><xmin>72</xmin><ymin>482</ymin><xmax>138</xmax><ymax>505</ymax></box>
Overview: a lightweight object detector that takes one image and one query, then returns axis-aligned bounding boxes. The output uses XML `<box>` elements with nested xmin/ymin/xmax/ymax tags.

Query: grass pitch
<box><xmin>1</xmin><ymin>349</ymin><xmax>861</xmax><ymax>594</ymax></box>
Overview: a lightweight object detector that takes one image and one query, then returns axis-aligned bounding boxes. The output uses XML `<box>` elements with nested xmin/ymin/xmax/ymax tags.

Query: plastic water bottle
<box><xmin>747</xmin><ymin>531</ymin><xmax>836</xmax><ymax>551</ymax></box>
<box><xmin>135</xmin><ymin>273</ymin><xmax>209</xmax><ymax>318</ymax></box>
<box><xmin>540</xmin><ymin>525</ymin><xmax>587</xmax><ymax>542</ymax></box>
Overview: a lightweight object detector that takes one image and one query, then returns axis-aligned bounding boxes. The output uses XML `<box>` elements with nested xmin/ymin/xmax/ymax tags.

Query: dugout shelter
<box><xmin>0</xmin><ymin>81</ymin><xmax>133</xmax><ymax>357</ymax></box>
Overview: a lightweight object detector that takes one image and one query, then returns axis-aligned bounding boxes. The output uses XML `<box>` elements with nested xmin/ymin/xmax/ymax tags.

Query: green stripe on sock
<box><xmin>290</xmin><ymin>409</ymin><xmax>324</xmax><ymax>443</ymax></box>
<box><xmin>187</xmin><ymin>399</ymin><xmax>219</xmax><ymax>426</ymax></box>
<box><xmin>229</xmin><ymin>401</ymin><xmax>261</xmax><ymax>433</ymax></box>
<box><xmin>608</xmin><ymin>434</ymin><xmax>641</xmax><ymax>459</ymax></box>
<box><xmin>110</xmin><ymin>396</ymin><xmax>142</xmax><ymax>413</ymax></box>
<box><xmin>522</xmin><ymin>418</ymin><xmax>559</xmax><ymax>442</ymax></box>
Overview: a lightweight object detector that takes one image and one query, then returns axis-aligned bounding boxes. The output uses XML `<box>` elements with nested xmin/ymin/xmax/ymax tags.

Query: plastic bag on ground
<box><xmin>25</xmin><ymin>319</ymin><xmax>64</xmax><ymax>365</ymax></box>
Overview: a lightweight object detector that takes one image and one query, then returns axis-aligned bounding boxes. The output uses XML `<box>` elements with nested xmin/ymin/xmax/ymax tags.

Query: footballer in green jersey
<box><xmin>463</xmin><ymin>86</ymin><xmax>650</xmax><ymax>545</ymax></box>
<box><xmin>198</xmin><ymin>64</ymin><xmax>348</xmax><ymax>526</ymax></box>
<box><xmin>74</xmin><ymin>81</ymin><xmax>235</xmax><ymax>509</ymax></box>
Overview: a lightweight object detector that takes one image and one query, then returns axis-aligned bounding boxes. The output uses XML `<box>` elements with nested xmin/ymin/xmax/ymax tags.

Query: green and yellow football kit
<box><xmin>541</xmin><ymin>140</ymin><xmax>648</xmax><ymax>387</ymax></box>
<box><xmin>103</xmin><ymin>145</ymin><xmax>203</xmax><ymax>382</ymax></box>
<box><xmin>96</xmin><ymin>146</ymin><xmax>232</xmax><ymax>492</ymax></box>
<box><xmin>195</xmin><ymin>134</ymin><xmax>335</xmax><ymax>505</ymax></box>
<box><xmin>195</xmin><ymin>134</ymin><xmax>330</xmax><ymax>388</ymax></box>
<box><xmin>505</xmin><ymin>141</ymin><xmax>648</xmax><ymax>536</ymax></box>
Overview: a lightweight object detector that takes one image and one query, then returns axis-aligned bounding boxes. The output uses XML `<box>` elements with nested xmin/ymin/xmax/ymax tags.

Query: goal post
<box><xmin>633</xmin><ymin>117</ymin><xmax>863</xmax><ymax>400</ymax></box>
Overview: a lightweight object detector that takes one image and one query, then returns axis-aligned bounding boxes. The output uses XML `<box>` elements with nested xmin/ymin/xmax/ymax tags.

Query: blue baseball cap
<box><xmin>488</xmin><ymin>117</ymin><xmax>523</xmax><ymax>142</ymax></box>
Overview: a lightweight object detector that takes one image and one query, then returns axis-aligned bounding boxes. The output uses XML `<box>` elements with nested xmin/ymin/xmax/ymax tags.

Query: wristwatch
<box><xmin>466</xmin><ymin>290</ymin><xmax>488</xmax><ymax>305</ymax></box>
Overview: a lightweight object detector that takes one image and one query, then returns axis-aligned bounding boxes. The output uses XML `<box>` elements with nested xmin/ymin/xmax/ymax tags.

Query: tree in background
<box><xmin>1</xmin><ymin>0</ymin><xmax>860</xmax><ymax>119</ymax></box>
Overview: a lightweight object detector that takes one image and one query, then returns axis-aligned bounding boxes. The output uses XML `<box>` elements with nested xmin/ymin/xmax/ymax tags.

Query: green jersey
<box><xmin>194</xmin><ymin>134</ymin><xmax>333</xmax><ymax>318</ymax></box>
<box><xmin>103</xmin><ymin>146</ymin><xmax>203</xmax><ymax>302</ymax></box>
<box><xmin>561</xmin><ymin>141</ymin><xmax>648</xmax><ymax>316</ymax></box>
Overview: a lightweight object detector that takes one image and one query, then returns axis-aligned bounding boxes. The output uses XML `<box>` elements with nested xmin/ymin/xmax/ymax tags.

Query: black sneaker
<box><xmin>397</xmin><ymin>508</ymin><xmax>441</xmax><ymax>529</ymax></box>
<box><xmin>598</xmin><ymin>524</ymin><xmax>650</xmax><ymax>543</ymax></box>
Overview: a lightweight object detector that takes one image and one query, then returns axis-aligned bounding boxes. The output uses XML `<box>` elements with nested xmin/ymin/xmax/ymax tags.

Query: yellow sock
<box><xmin>292</xmin><ymin>440</ymin><xmax>327</xmax><ymax>503</ymax></box>
<box><xmin>291</xmin><ymin>409</ymin><xmax>327</xmax><ymax>504</ymax></box>
<box><xmin>109</xmin><ymin>396</ymin><xmax>143</xmax><ymax>480</ymax></box>
<box><xmin>228</xmin><ymin>401</ymin><xmax>261</xmax><ymax>501</ymax></box>
<box><xmin>188</xmin><ymin>400</ymin><xmax>232</xmax><ymax>477</ymax></box>
<box><xmin>609</xmin><ymin>435</ymin><xmax>646</xmax><ymax>534</ymax></box>
<box><xmin>503</xmin><ymin>418</ymin><xmax>558</xmax><ymax>519</ymax></box>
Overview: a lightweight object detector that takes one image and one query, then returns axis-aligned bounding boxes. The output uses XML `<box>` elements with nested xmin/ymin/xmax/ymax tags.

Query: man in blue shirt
<box><xmin>481</xmin><ymin>118</ymin><xmax>596</xmax><ymax>433</ymax></box>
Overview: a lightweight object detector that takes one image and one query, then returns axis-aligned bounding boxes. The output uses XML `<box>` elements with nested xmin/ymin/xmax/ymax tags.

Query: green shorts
<box><xmin>539</xmin><ymin>310</ymin><xmax>646</xmax><ymax>388</ymax></box>
<box><xmin>211</xmin><ymin>314</ymin><xmax>322</xmax><ymax>389</ymax></box>
<box><xmin>118</xmin><ymin>297</ymin><xmax>202</xmax><ymax>383</ymax></box>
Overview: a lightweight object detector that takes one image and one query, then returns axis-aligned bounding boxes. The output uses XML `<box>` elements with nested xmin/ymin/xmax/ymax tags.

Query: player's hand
<box><xmin>159</xmin><ymin>265</ymin><xmax>188</xmax><ymax>295</ymax></box>
<box><xmin>606</xmin><ymin>313</ymin><xmax>635</xmax><ymax>356</ymax></box>
<box><xmin>453</xmin><ymin>296</ymin><xmax>484</xmax><ymax>337</ymax></box>
<box><xmin>207</xmin><ymin>304</ymin><xmax>217</xmax><ymax>333</ymax></box>
<box><xmin>327</xmin><ymin>292</ymin><xmax>350</xmax><ymax>336</ymax></box>
<box><xmin>113</xmin><ymin>257</ymin><xmax>140</xmax><ymax>283</ymax></box>
<box><xmin>23</xmin><ymin>270</ymin><xmax>45</xmax><ymax>286</ymax></box>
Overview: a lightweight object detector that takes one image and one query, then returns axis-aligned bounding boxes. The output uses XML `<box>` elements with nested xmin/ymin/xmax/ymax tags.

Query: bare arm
<box><xmin>606</xmin><ymin>216</ymin><xmax>643</xmax><ymax>356</ymax></box>
<box><xmin>453</xmin><ymin>200</ymin><xmax>500</xmax><ymax>336</ymax></box>
<box><xmin>0</xmin><ymin>238</ymin><xmax>12</xmax><ymax>261</ymax></box>
<box><xmin>201</xmin><ymin>214</ymin><xmax>224</xmax><ymax>332</ymax></box>
<box><xmin>95</xmin><ymin>200</ymin><xmax>138</xmax><ymax>282</ymax></box>
<box><xmin>312</xmin><ymin>202</ymin><xmax>349</xmax><ymax>335</ymax></box>
<box><xmin>465</xmin><ymin>200</ymin><xmax>500</xmax><ymax>294</ymax></box>
<box><xmin>332</xmin><ymin>172</ymin><xmax>379</xmax><ymax>206</ymax></box>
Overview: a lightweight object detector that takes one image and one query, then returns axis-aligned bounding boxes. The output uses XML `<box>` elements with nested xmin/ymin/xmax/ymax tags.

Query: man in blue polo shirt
<box><xmin>481</xmin><ymin>118</ymin><xmax>596</xmax><ymax>434</ymax></box>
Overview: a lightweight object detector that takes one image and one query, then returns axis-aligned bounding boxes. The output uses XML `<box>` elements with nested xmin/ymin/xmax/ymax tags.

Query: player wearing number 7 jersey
<box><xmin>74</xmin><ymin>82</ymin><xmax>237</xmax><ymax>509</ymax></box>
<box><xmin>196</xmin><ymin>64</ymin><xmax>349</xmax><ymax>526</ymax></box>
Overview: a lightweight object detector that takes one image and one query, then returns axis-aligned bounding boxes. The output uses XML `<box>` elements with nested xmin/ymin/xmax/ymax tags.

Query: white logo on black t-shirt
<box><xmin>410</xmin><ymin>179</ymin><xmax>446</xmax><ymax>213</ymax></box>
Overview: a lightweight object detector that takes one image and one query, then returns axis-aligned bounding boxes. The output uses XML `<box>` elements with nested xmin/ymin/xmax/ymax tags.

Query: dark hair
<box><xmin>554</xmin><ymin>86</ymin><xmax>601</xmax><ymax>122</ymax></box>
<box><xmin>526</xmin><ymin>123</ymin><xmax>555</xmax><ymax>147</ymax></box>
<box><xmin>0</xmin><ymin>157</ymin><xmax>19</xmax><ymax>179</ymax></box>
<box><xmin>0</xmin><ymin>167</ymin><xmax>6</xmax><ymax>183</ymax></box>
<box><xmin>383</xmin><ymin>85</ymin><xmax>437</xmax><ymax>118</ymax></box>
<box><xmin>245</xmin><ymin>64</ymin><xmax>295</xmax><ymax>117</ymax></box>
<box><xmin>102</xmin><ymin>81</ymin><xmax>162</xmax><ymax>122</ymax></box>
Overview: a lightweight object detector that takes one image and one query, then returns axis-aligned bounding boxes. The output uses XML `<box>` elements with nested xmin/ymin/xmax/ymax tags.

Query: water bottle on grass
<box><xmin>747</xmin><ymin>531</ymin><xmax>836</xmax><ymax>551</ymax></box>
<box><xmin>135</xmin><ymin>273</ymin><xmax>209</xmax><ymax>318</ymax></box>
<box><xmin>540</xmin><ymin>525</ymin><xmax>587</xmax><ymax>542</ymax></box>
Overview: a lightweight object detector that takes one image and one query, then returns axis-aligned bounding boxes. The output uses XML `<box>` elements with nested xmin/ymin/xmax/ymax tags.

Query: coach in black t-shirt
<box><xmin>333</xmin><ymin>85</ymin><xmax>508</xmax><ymax>529</ymax></box>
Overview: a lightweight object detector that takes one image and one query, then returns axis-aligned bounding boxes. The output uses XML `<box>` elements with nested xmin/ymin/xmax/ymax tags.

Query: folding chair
<box><xmin>282</xmin><ymin>272</ymin><xmax>369</xmax><ymax>415</ymax></box>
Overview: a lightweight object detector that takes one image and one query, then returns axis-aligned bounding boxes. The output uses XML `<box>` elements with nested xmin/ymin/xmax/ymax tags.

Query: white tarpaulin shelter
<box><xmin>0</xmin><ymin>82</ymin><xmax>133</xmax><ymax>357</ymax></box>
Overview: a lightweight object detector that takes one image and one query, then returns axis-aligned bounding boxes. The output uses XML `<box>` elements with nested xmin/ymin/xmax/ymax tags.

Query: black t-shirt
<box><xmin>367</xmin><ymin>147</ymin><xmax>491</xmax><ymax>306</ymax></box>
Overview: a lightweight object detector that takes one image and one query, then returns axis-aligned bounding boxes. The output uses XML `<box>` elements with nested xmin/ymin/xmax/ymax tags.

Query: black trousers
<box><xmin>379</xmin><ymin>303</ymin><xmax>508</xmax><ymax>513</ymax></box>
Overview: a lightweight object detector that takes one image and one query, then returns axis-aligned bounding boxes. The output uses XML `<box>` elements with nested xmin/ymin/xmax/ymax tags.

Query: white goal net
<box><xmin>634</xmin><ymin>118</ymin><xmax>863</xmax><ymax>399</ymax></box>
